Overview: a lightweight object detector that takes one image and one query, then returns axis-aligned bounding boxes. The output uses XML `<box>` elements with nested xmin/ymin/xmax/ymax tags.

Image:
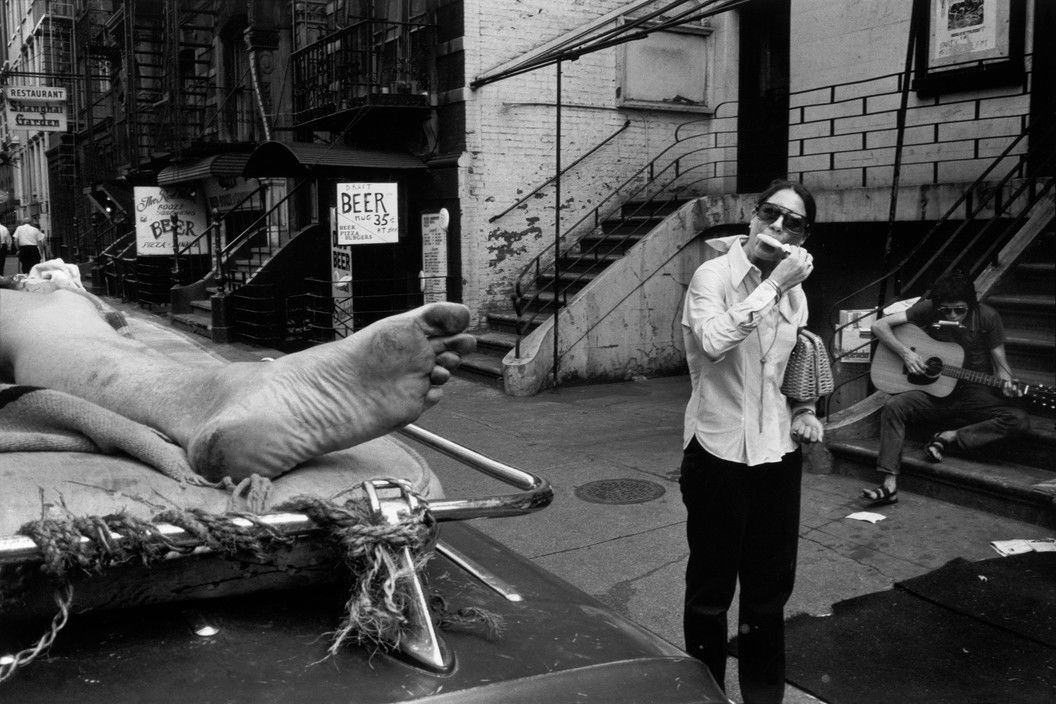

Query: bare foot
<box><xmin>186</xmin><ymin>303</ymin><xmax>474</xmax><ymax>481</ymax></box>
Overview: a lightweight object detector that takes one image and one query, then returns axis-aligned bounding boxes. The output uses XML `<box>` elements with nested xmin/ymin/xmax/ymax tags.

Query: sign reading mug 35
<box><xmin>336</xmin><ymin>182</ymin><xmax>399</xmax><ymax>245</ymax></box>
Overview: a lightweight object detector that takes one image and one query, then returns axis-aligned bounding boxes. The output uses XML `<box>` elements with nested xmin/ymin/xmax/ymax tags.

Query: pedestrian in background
<box><xmin>679</xmin><ymin>180</ymin><xmax>823</xmax><ymax>703</ymax></box>
<box><xmin>13</xmin><ymin>217</ymin><xmax>47</xmax><ymax>274</ymax></box>
<box><xmin>0</xmin><ymin>221</ymin><xmax>10</xmax><ymax>276</ymax></box>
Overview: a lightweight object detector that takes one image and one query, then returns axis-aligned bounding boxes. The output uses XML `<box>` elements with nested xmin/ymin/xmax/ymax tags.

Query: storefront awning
<box><xmin>243</xmin><ymin>141</ymin><xmax>426</xmax><ymax>177</ymax></box>
<box><xmin>157</xmin><ymin>153</ymin><xmax>252</xmax><ymax>186</ymax></box>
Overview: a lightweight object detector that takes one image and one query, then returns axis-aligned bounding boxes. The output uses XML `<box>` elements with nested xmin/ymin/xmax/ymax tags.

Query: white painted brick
<box><xmin>802</xmin><ymin>168</ymin><xmax>863</xmax><ymax>190</ymax></box>
<box><xmin>977</xmin><ymin>94</ymin><xmax>1031</xmax><ymax>119</ymax></box>
<box><xmin>866</xmin><ymin>125</ymin><xmax>934</xmax><ymax>149</ymax></box>
<box><xmin>865</xmin><ymin>163</ymin><xmax>935</xmax><ymax>188</ymax></box>
<box><xmin>834</xmin><ymin>147</ymin><xmax>895</xmax><ymax>169</ymax></box>
<box><xmin>789</xmin><ymin>120</ymin><xmax>831</xmax><ymax>140</ymax></box>
<box><xmin>803</xmin><ymin>99</ymin><xmax>863</xmax><ymax>122</ymax></box>
<box><xmin>788</xmin><ymin>153</ymin><xmax>831</xmax><ymax>172</ymax></box>
<box><xmin>902</xmin><ymin>140</ymin><xmax>975</xmax><ymax>164</ymax></box>
<box><xmin>977</xmin><ymin>137</ymin><xmax>1027</xmax><ymax>159</ymax></box>
<box><xmin>833</xmin><ymin>75</ymin><xmax>900</xmax><ymax>102</ymax></box>
<box><xmin>938</xmin><ymin>116</ymin><xmax>1023</xmax><ymax>142</ymax></box>
<box><xmin>937</xmin><ymin>155</ymin><xmax>1020</xmax><ymax>183</ymax></box>
<box><xmin>904</xmin><ymin>101</ymin><xmax>977</xmax><ymax>127</ymax></box>
<box><xmin>802</xmin><ymin>133</ymin><xmax>863</xmax><ymax>155</ymax></box>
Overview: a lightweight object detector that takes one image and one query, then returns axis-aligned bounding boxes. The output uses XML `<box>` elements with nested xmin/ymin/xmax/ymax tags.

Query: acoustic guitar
<box><xmin>870</xmin><ymin>324</ymin><xmax>1056</xmax><ymax>410</ymax></box>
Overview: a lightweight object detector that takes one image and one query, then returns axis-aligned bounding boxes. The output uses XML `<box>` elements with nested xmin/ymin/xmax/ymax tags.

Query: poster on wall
<box><xmin>335</xmin><ymin>182</ymin><xmax>399</xmax><ymax>245</ymax></box>
<box><xmin>330</xmin><ymin>205</ymin><xmax>355</xmax><ymax>339</ymax></box>
<box><xmin>420</xmin><ymin>210</ymin><xmax>449</xmax><ymax>304</ymax></box>
<box><xmin>929</xmin><ymin>0</ymin><xmax>1004</xmax><ymax>67</ymax></box>
<box><xmin>133</xmin><ymin>187</ymin><xmax>209</xmax><ymax>256</ymax></box>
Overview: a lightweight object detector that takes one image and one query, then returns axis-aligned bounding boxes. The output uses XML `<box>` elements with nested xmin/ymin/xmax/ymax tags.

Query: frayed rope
<box><xmin>2</xmin><ymin>495</ymin><xmax>501</xmax><ymax>682</ymax></box>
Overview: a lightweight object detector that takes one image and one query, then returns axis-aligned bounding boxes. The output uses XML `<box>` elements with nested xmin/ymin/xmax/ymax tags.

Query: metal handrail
<box><xmin>175</xmin><ymin>182</ymin><xmax>268</xmax><ymax>259</ymax></box>
<box><xmin>0</xmin><ymin>424</ymin><xmax>552</xmax><ymax>565</ymax></box>
<box><xmin>489</xmin><ymin>119</ymin><xmax>632</xmax><ymax>223</ymax></box>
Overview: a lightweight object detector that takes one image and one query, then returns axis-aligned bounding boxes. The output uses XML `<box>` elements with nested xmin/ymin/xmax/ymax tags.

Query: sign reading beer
<box><xmin>133</xmin><ymin>186</ymin><xmax>209</xmax><ymax>256</ymax></box>
<box><xmin>335</xmin><ymin>182</ymin><xmax>399</xmax><ymax>245</ymax></box>
<box><xmin>3</xmin><ymin>86</ymin><xmax>68</xmax><ymax>132</ymax></box>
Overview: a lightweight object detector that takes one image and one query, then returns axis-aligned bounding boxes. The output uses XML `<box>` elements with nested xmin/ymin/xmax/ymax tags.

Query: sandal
<box><xmin>924</xmin><ymin>434</ymin><xmax>946</xmax><ymax>463</ymax></box>
<box><xmin>860</xmin><ymin>485</ymin><xmax>898</xmax><ymax>507</ymax></box>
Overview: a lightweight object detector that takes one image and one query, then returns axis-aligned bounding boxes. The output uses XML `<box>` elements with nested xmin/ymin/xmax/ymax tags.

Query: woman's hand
<box><xmin>791</xmin><ymin>412</ymin><xmax>824</xmax><ymax>444</ymax></box>
<box><xmin>768</xmin><ymin>245</ymin><xmax>814</xmax><ymax>291</ymax></box>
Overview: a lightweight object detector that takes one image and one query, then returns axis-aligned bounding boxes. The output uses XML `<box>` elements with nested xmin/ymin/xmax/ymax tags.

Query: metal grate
<box><xmin>574</xmin><ymin>479</ymin><xmax>665</xmax><ymax>505</ymax></box>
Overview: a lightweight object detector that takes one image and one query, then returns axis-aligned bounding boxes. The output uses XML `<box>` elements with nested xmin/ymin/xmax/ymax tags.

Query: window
<box><xmin>618</xmin><ymin>20</ymin><xmax>712</xmax><ymax>114</ymax></box>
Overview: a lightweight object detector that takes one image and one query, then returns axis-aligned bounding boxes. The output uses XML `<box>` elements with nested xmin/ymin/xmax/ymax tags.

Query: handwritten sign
<box><xmin>133</xmin><ymin>186</ymin><xmax>208</xmax><ymax>256</ymax></box>
<box><xmin>335</xmin><ymin>182</ymin><xmax>399</xmax><ymax>245</ymax></box>
<box><xmin>3</xmin><ymin>86</ymin><xmax>68</xmax><ymax>132</ymax></box>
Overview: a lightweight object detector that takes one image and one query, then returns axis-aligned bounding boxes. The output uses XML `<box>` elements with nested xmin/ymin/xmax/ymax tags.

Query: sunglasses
<box><xmin>937</xmin><ymin>305</ymin><xmax>969</xmax><ymax>316</ymax></box>
<box><xmin>754</xmin><ymin>202</ymin><xmax>810</xmax><ymax>237</ymax></box>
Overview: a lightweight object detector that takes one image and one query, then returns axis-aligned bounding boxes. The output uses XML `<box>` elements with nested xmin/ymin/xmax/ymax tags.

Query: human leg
<box><xmin>0</xmin><ymin>288</ymin><xmax>474</xmax><ymax>481</ymax></box>
<box><xmin>680</xmin><ymin>439</ymin><xmax>750</xmax><ymax>692</ymax></box>
<box><xmin>17</xmin><ymin>245</ymin><xmax>40</xmax><ymax>274</ymax></box>
<box><xmin>943</xmin><ymin>384</ymin><xmax>1030</xmax><ymax>453</ymax></box>
<box><xmin>867</xmin><ymin>390</ymin><xmax>940</xmax><ymax>497</ymax></box>
<box><xmin>737</xmin><ymin>449</ymin><xmax>802</xmax><ymax>704</ymax></box>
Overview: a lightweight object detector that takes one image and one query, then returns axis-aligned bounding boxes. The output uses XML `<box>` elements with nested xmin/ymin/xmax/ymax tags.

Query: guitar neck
<box><xmin>940</xmin><ymin>364</ymin><xmax>1006</xmax><ymax>391</ymax></box>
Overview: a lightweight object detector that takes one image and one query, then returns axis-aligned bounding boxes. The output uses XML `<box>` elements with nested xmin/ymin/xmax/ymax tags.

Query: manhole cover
<box><xmin>574</xmin><ymin>479</ymin><xmax>666</xmax><ymax>505</ymax></box>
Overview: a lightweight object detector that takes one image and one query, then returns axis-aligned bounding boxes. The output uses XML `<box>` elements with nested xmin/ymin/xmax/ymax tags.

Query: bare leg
<box><xmin>0</xmin><ymin>289</ymin><xmax>474</xmax><ymax>481</ymax></box>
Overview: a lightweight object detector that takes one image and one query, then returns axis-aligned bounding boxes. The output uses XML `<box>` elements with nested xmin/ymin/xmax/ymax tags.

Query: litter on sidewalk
<box><xmin>989</xmin><ymin>538</ymin><xmax>1056</xmax><ymax>557</ymax></box>
<box><xmin>845</xmin><ymin>511</ymin><xmax>887</xmax><ymax>523</ymax></box>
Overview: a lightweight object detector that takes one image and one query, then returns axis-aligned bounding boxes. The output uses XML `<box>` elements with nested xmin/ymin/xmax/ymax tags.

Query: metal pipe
<box><xmin>552</xmin><ymin>61</ymin><xmax>562</xmax><ymax>390</ymax></box>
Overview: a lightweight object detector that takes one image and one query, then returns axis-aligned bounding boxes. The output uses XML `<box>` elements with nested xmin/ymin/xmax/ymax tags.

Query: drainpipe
<box><xmin>244</xmin><ymin>26</ymin><xmax>274</xmax><ymax>142</ymax></box>
<box><xmin>552</xmin><ymin>61</ymin><xmax>562</xmax><ymax>391</ymax></box>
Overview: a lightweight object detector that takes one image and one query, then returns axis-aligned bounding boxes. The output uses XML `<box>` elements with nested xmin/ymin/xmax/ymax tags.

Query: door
<box><xmin>737</xmin><ymin>0</ymin><xmax>791</xmax><ymax>193</ymax></box>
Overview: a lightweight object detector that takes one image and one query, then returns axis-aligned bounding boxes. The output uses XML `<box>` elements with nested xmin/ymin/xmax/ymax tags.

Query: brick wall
<box><xmin>788</xmin><ymin>0</ymin><xmax>1034</xmax><ymax>192</ymax></box>
<box><xmin>457</xmin><ymin>0</ymin><xmax>736</xmax><ymax>323</ymax></box>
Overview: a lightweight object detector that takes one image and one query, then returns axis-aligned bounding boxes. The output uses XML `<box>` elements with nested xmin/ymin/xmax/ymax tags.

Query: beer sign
<box><xmin>133</xmin><ymin>186</ymin><xmax>208</xmax><ymax>256</ymax></box>
<box><xmin>335</xmin><ymin>182</ymin><xmax>399</xmax><ymax>245</ymax></box>
<box><xmin>3</xmin><ymin>86</ymin><xmax>68</xmax><ymax>132</ymax></box>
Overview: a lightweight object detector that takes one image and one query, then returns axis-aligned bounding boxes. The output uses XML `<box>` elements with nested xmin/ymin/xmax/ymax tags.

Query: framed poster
<box><xmin>335</xmin><ymin>182</ymin><xmax>399</xmax><ymax>245</ymax></box>
<box><xmin>133</xmin><ymin>187</ymin><xmax>208</xmax><ymax>256</ymax></box>
<box><xmin>912</xmin><ymin>0</ymin><xmax>1025</xmax><ymax>95</ymax></box>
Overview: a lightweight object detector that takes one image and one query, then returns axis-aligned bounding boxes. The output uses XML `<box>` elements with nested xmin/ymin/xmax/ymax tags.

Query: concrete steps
<box><xmin>828</xmin><ymin>423</ymin><xmax>1056</xmax><ymax>528</ymax></box>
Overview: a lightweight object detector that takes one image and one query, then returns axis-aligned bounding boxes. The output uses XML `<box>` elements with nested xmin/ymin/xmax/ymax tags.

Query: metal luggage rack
<box><xmin>0</xmin><ymin>424</ymin><xmax>554</xmax><ymax>674</ymax></box>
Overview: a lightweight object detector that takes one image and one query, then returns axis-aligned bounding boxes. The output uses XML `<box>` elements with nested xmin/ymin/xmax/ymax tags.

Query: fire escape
<box><xmin>290</xmin><ymin>2</ymin><xmax>435</xmax><ymax>137</ymax></box>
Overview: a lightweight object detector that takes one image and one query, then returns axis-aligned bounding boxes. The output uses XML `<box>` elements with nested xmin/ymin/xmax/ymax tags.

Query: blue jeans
<box><xmin>877</xmin><ymin>384</ymin><xmax>1030</xmax><ymax>474</ymax></box>
<box><xmin>680</xmin><ymin>439</ymin><xmax>802</xmax><ymax>704</ymax></box>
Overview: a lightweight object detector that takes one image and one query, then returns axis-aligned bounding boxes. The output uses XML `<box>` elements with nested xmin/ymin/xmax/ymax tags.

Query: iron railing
<box><xmin>291</xmin><ymin>16</ymin><xmax>435</xmax><ymax>127</ymax></box>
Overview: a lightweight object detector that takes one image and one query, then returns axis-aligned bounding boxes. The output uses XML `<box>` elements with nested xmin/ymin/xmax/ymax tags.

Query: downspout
<box><xmin>244</xmin><ymin>24</ymin><xmax>272</xmax><ymax>141</ymax></box>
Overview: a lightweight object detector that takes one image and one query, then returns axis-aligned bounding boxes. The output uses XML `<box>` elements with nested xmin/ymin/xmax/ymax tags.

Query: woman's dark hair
<box><xmin>928</xmin><ymin>269</ymin><xmax>978</xmax><ymax>308</ymax></box>
<box><xmin>756</xmin><ymin>179</ymin><xmax>817</xmax><ymax>226</ymax></box>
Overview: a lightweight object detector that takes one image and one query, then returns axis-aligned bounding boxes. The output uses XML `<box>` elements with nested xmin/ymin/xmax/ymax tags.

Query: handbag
<box><xmin>781</xmin><ymin>328</ymin><xmax>834</xmax><ymax>402</ymax></box>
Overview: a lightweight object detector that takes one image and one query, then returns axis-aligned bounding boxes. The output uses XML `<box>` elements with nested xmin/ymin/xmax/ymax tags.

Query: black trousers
<box><xmin>680</xmin><ymin>438</ymin><xmax>802</xmax><ymax>704</ymax></box>
<box><xmin>17</xmin><ymin>245</ymin><xmax>41</xmax><ymax>274</ymax></box>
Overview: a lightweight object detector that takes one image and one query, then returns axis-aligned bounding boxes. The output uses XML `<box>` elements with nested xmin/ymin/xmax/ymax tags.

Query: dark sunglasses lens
<box><xmin>757</xmin><ymin>203</ymin><xmax>807</xmax><ymax>235</ymax></box>
<box><xmin>939</xmin><ymin>306</ymin><xmax>967</xmax><ymax>315</ymax></box>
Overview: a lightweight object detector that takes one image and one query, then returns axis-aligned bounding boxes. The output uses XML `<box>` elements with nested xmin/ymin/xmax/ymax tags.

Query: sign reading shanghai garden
<box><xmin>335</xmin><ymin>182</ymin><xmax>399</xmax><ymax>245</ymax></box>
<box><xmin>3</xmin><ymin>86</ymin><xmax>68</xmax><ymax>132</ymax></box>
<box><xmin>133</xmin><ymin>186</ymin><xmax>209</xmax><ymax>256</ymax></box>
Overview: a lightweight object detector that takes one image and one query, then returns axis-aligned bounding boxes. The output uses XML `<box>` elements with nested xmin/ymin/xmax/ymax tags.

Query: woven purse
<box><xmin>781</xmin><ymin>328</ymin><xmax>835</xmax><ymax>402</ymax></box>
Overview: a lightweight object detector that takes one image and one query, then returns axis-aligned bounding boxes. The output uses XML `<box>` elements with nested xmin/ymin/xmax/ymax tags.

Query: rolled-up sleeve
<box><xmin>683</xmin><ymin>265</ymin><xmax>778</xmax><ymax>362</ymax></box>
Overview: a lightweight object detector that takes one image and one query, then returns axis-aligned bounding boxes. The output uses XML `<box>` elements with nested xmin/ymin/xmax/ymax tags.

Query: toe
<box><xmin>430</xmin><ymin>365</ymin><xmax>452</xmax><ymax>385</ymax></box>
<box><xmin>417</xmin><ymin>302</ymin><xmax>471</xmax><ymax>336</ymax></box>
<box><xmin>435</xmin><ymin>350</ymin><xmax>462</xmax><ymax>370</ymax></box>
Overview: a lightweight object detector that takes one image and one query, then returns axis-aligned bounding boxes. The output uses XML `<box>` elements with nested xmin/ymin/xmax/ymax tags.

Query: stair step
<box><xmin>986</xmin><ymin>293</ymin><xmax>1056</xmax><ymax>310</ymax></box>
<box><xmin>170</xmin><ymin>310</ymin><xmax>212</xmax><ymax>338</ymax></box>
<box><xmin>828</xmin><ymin>435</ymin><xmax>1056</xmax><ymax>528</ymax></box>
<box><xmin>457</xmin><ymin>351</ymin><xmax>505</xmax><ymax>380</ymax></box>
<box><xmin>474</xmin><ymin>330</ymin><xmax>518</xmax><ymax>353</ymax></box>
<box><xmin>189</xmin><ymin>298</ymin><xmax>211</xmax><ymax>314</ymax></box>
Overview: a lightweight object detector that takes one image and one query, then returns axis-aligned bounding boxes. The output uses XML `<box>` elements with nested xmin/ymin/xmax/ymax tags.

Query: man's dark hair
<box><xmin>756</xmin><ymin>179</ymin><xmax>817</xmax><ymax>226</ymax></box>
<box><xmin>928</xmin><ymin>270</ymin><xmax>978</xmax><ymax>308</ymax></box>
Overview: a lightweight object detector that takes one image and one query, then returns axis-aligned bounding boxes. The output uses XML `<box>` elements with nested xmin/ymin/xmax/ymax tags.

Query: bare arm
<box><xmin>870</xmin><ymin>310</ymin><xmax>926</xmax><ymax>376</ymax></box>
<box><xmin>990</xmin><ymin>344</ymin><xmax>1023</xmax><ymax>397</ymax></box>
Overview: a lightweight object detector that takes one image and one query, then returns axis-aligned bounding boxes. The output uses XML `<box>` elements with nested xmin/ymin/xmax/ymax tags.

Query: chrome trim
<box><xmin>436</xmin><ymin>541</ymin><xmax>523</xmax><ymax>602</ymax></box>
<box><xmin>0</xmin><ymin>424</ymin><xmax>554</xmax><ymax>566</ymax></box>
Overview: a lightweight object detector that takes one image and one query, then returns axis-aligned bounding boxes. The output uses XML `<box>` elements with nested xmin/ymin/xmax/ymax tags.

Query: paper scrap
<box><xmin>990</xmin><ymin>538</ymin><xmax>1056</xmax><ymax>557</ymax></box>
<box><xmin>846</xmin><ymin>511</ymin><xmax>886</xmax><ymax>523</ymax></box>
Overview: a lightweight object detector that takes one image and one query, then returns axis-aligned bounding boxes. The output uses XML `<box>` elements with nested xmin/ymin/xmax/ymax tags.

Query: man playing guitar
<box><xmin>860</xmin><ymin>270</ymin><xmax>1029</xmax><ymax>506</ymax></box>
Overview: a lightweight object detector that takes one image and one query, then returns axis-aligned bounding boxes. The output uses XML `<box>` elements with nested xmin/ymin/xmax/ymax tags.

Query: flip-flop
<box><xmin>860</xmin><ymin>485</ymin><xmax>898</xmax><ymax>507</ymax></box>
<box><xmin>924</xmin><ymin>434</ymin><xmax>946</xmax><ymax>463</ymax></box>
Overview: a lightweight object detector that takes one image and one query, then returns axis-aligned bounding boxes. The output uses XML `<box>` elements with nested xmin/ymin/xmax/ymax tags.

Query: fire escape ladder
<box><xmin>155</xmin><ymin>0</ymin><xmax>215</xmax><ymax>156</ymax></box>
<box><xmin>121</xmin><ymin>0</ymin><xmax>164</xmax><ymax>169</ymax></box>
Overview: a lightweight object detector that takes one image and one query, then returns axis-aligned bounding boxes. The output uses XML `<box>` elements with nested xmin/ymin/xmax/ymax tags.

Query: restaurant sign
<box><xmin>3</xmin><ymin>86</ymin><xmax>68</xmax><ymax>132</ymax></box>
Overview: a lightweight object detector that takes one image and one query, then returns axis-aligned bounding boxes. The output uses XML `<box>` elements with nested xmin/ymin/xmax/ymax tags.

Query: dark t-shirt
<box><xmin>905</xmin><ymin>300</ymin><xmax>1005</xmax><ymax>374</ymax></box>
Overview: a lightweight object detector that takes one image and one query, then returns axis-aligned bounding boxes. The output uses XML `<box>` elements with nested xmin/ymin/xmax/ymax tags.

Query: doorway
<box><xmin>737</xmin><ymin>0</ymin><xmax>791</xmax><ymax>193</ymax></box>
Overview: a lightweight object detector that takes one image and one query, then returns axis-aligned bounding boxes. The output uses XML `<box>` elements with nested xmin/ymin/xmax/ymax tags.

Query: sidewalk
<box><xmin>112</xmin><ymin>301</ymin><xmax>1053</xmax><ymax>703</ymax></box>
